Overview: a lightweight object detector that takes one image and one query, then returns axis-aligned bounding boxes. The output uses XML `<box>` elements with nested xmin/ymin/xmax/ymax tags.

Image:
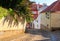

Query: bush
<box><xmin>0</xmin><ymin>7</ymin><xmax>8</xmax><ymax>19</ymax></box>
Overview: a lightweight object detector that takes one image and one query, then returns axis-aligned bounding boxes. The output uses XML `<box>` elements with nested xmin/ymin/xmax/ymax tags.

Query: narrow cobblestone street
<box><xmin>0</xmin><ymin>29</ymin><xmax>60</xmax><ymax>41</ymax></box>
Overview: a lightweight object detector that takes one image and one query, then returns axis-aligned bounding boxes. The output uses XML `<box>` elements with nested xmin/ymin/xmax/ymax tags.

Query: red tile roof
<box><xmin>41</xmin><ymin>0</ymin><xmax>60</xmax><ymax>13</ymax></box>
<box><xmin>51</xmin><ymin>1</ymin><xmax>60</xmax><ymax>11</ymax></box>
<box><xmin>30</xmin><ymin>3</ymin><xmax>42</xmax><ymax>19</ymax></box>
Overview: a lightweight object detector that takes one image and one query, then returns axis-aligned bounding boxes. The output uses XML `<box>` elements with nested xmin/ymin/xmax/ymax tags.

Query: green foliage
<box><xmin>0</xmin><ymin>7</ymin><xmax>8</xmax><ymax>19</ymax></box>
<box><xmin>16</xmin><ymin>0</ymin><xmax>33</xmax><ymax>22</ymax></box>
<box><xmin>8</xmin><ymin>8</ymin><xmax>14</xmax><ymax>16</ymax></box>
<box><xmin>0</xmin><ymin>0</ymin><xmax>33</xmax><ymax>22</ymax></box>
<box><xmin>8</xmin><ymin>8</ymin><xmax>18</xmax><ymax>23</ymax></box>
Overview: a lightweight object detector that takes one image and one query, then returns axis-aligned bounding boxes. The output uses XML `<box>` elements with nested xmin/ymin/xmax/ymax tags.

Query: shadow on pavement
<box><xmin>35</xmin><ymin>39</ymin><xmax>51</xmax><ymax>41</ymax></box>
<box><xmin>25</xmin><ymin>29</ymin><xmax>60</xmax><ymax>41</ymax></box>
<box><xmin>25</xmin><ymin>29</ymin><xmax>51</xmax><ymax>38</ymax></box>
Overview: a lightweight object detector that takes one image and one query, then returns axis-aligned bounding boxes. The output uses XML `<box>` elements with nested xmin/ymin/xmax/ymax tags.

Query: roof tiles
<box><xmin>41</xmin><ymin>0</ymin><xmax>60</xmax><ymax>13</ymax></box>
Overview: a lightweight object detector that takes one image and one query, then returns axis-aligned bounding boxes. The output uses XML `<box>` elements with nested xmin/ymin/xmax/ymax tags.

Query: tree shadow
<box><xmin>2</xmin><ymin>14</ymin><xmax>25</xmax><ymax>28</ymax></box>
<box><xmin>35</xmin><ymin>39</ymin><xmax>51</xmax><ymax>41</ymax></box>
<box><xmin>25</xmin><ymin>29</ymin><xmax>52</xmax><ymax>41</ymax></box>
<box><xmin>26</xmin><ymin>29</ymin><xmax>60</xmax><ymax>41</ymax></box>
<box><xmin>26</xmin><ymin>29</ymin><xmax>51</xmax><ymax>38</ymax></box>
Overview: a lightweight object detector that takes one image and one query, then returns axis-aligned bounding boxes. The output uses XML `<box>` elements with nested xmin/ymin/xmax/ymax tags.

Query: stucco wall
<box><xmin>51</xmin><ymin>12</ymin><xmax>60</xmax><ymax>28</ymax></box>
<box><xmin>0</xmin><ymin>15</ymin><xmax>26</xmax><ymax>31</ymax></box>
<box><xmin>41</xmin><ymin>13</ymin><xmax>51</xmax><ymax>30</ymax></box>
<box><xmin>41</xmin><ymin>13</ymin><xmax>47</xmax><ymax>26</ymax></box>
<box><xmin>41</xmin><ymin>11</ymin><xmax>60</xmax><ymax>30</ymax></box>
<box><xmin>32</xmin><ymin>14</ymin><xmax>41</xmax><ymax>29</ymax></box>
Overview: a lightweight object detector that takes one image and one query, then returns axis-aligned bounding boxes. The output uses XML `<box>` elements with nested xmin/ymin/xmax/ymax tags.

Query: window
<box><xmin>46</xmin><ymin>12</ymin><xmax>50</xmax><ymax>19</ymax></box>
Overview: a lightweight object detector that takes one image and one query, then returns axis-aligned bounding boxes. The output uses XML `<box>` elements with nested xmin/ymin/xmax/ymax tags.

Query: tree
<box><xmin>0</xmin><ymin>0</ymin><xmax>33</xmax><ymax>31</ymax></box>
<box><xmin>0</xmin><ymin>0</ymin><xmax>33</xmax><ymax>22</ymax></box>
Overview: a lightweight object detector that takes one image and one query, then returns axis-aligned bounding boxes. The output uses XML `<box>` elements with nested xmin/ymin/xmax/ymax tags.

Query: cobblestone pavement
<box><xmin>50</xmin><ymin>30</ymin><xmax>60</xmax><ymax>41</ymax></box>
<box><xmin>0</xmin><ymin>29</ymin><xmax>60</xmax><ymax>41</ymax></box>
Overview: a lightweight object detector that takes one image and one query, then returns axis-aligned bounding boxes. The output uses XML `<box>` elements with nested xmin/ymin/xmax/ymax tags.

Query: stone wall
<box><xmin>0</xmin><ymin>15</ymin><xmax>26</xmax><ymax>32</ymax></box>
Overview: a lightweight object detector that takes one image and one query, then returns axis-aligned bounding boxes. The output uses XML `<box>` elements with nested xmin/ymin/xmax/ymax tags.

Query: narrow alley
<box><xmin>0</xmin><ymin>29</ymin><xmax>60</xmax><ymax>41</ymax></box>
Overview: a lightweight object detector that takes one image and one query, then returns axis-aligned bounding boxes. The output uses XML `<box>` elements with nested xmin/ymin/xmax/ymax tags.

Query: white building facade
<box><xmin>31</xmin><ymin>3</ymin><xmax>47</xmax><ymax>29</ymax></box>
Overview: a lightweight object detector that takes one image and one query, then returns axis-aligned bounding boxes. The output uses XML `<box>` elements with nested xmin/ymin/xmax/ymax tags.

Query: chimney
<box><xmin>43</xmin><ymin>3</ymin><xmax>47</xmax><ymax>7</ymax></box>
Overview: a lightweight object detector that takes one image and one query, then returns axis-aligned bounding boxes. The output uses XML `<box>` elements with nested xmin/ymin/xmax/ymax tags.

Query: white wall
<box><xmin>33</xmin><ymin>20</ymin><xmax>38</xmax><ymax>29</ymax></box>
<box><xmin>0</xmin><ymin>16</ymin><xmax>26</xmax><ymax>32</ymax></box>
<box><xmin>37</xmin><ymin>14</ymin><xmax>42</xmax><ymax>29</ymax></box>
<box><xmin>31</xmin><ymin>4</ymin><xmax>47</xmax><ymax>29</ymax></box>
<box><xmin>32</xmin><ymin>14</ymin><xmax>41</xmax><ymax>29</ymax></box>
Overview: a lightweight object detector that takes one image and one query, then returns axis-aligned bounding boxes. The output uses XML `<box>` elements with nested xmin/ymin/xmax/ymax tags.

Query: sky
<box><xmin>30</xmin><ymin>0</ymin><xmax>57</xmax><ymax>5</ymax></box>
